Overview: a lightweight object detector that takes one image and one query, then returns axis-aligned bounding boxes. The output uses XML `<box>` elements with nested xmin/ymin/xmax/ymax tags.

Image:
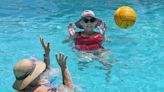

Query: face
<box><xmin>81</xmin><ymin>16</ymin><xmax>97</xmax><ymax>31</ymax></box>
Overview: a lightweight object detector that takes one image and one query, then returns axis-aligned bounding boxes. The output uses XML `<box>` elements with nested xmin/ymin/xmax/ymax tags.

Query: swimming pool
<box><xmin>0</xmin><ymin>0</ymin><xmax>164</xmax><ymax>92</ymax></box>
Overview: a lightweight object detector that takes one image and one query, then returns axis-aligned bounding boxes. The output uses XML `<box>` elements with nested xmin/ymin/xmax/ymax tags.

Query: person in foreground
<box><xmin>13</xmin><ymin>37</ymin><xmax>74</xmax><ymax>92</ymax></box>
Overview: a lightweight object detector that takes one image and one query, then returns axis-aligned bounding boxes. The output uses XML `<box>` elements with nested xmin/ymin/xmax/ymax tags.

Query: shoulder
<box><xmin>92</xmin><ymin>32</ymin><xmax>101</xmax><ymax>37</ymax></box>
<box><xmin>94</xmin><ymin>32</ymin><xmax>100</xmax><ymax>35</ymax></box>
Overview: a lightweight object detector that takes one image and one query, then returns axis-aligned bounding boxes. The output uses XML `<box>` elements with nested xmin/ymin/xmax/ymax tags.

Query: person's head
<box><xmin>13</xmin><ymin>59</ymin><xmax>46</xmax><ymax>91</ymax></box>
<box><xmin>75</xmin><ymin>10</ymin><xmax>102</xmax><ymax>32</ymax></box>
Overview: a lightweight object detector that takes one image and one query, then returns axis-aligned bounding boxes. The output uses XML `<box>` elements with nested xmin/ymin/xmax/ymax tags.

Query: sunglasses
<box><xmin>83</xmin><ymin>17</ymin><xmax>96</xmax><ymax>23</ymax></box>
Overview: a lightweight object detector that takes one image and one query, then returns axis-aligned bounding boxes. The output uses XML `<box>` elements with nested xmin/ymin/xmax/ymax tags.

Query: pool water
<box><xmin>0</xmin><ymin>0</ymin><xmax>164</xmax><ymax>92</ymax></box>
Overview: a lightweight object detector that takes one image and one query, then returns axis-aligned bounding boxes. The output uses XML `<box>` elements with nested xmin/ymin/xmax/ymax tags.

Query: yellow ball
<box><xmin>114</xmin><ymin>6</ymin><xmax>136</xmax><ymax>29</ymax></box>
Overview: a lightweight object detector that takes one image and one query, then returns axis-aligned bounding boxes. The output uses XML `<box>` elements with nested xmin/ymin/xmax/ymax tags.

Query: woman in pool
<box><xmin>63</xmin><ymin>10</ymin><xmax>110</xmax><ymax>61</ymax></box>
<box><xmin>13</xmin><ymin>37</ymin><xmax>74</xmax><ymax>92</ymax></box>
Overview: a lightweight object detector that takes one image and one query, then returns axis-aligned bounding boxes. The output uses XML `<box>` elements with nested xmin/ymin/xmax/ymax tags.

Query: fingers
<box><xmin>61</xmin><ymin>53</ymin><xmax>67</xmax><ymax>63</ymax></box>
<box><xmin>56</xmin><ymin>53</ymin><xmax>67</xmax><ymax>68</ymax></box>
<box><xmin>103</xmin><ymin>22</ymin><xmax>107</xmax><ymax>29</ymax></box>
<box><xmin>68</xmin><ymin>23</ymin><xmax>75</xmax><ymax>30</ymax></box>
<box><xmin>40</xmin><ymin>36</ymin><xmax>46</xmax><ymax>49</ymax></box>
<box><xmin>100</xmin><ymin>22</ymin><xmax>106</xmax><ymax>32</ymax></box>
<box><xmin>56</xmin><ymin>53</ymin><xmax>67</xmax><ymax>61</ymax></box>
<box><xmin>102</xmin><ymin>22</ymin><xmax>104</xmax><ymax>25</ymax></box>
<box><xmin>64</xmin><ymin>56</ymin><xmax>67</xmax><ymax>62</ymax></box>
<box><xmin>102</xmin><ymin>22</ymin><xmax>105</xmax><ymax>27</ymax></box>
<box><xmin>47</xmin><ymin>42</ymin><xmax>50</xmax><ymax>48</ymax></box>
<box><xmin>40</xmin><ymin>36</ymin><xmax>43</xmax><ymax>44</ymax></box>
<box><xmin>56</xmin><ymin>54</ymin><xmax>59</xmax><ymax>61</ymax></box>
<box><xmin>68</xmin><ymin>22</ymin><xmax>73</xmax><ymax>28</ymax></box>
<box><xmin>68</xmin><ymin>23</ymin><xmax>76</xmax><ymax>36</ymax></box>
<box><xmin>40</xmin><ymin>36</ymin><xmax>51</xmax><ymax>50</ymax></box>
<box><xmin>56</xmin><ymin>53</ymin><xmax>63</xmax><ymax>61</ymax></box>
<box><xmin>69</xmin><ymin>22</ymin><xmax>72</xmax><ymax>26</ymax></box>
<box><xmin>104</xmin><ymin>22</ymin><xmax>106</xmax><ymax>25</ymax></box>
<box><xmin>59</xmin><ymin>53</ymin><xmax>62</xmax><ymax>60</ymax></box>
<box><xmin>104</xmin><ymin>22</ymin><xmax>107</xmax><ymax>28</ymax></box>
<box><xmin>60</xmin><ymin>53</ymin><xmax>65</xmax><ymax>61</ymax></box>
<box><xmin>61</xmin><ymin>54</ymin><xmax>64</xmax><ymax>60</ymax></box>
<box><xmin>40</xmin><ymin>36</ymin><xmax>42</xmax><ymax>41</ymax></box>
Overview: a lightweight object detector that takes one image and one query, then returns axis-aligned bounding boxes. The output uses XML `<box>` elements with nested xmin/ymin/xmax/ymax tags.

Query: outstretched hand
<box><xmin>99</xmin><ymin>22</ymin><xmax>107</xmax><ymax>35</ymax></box>
<box><xmin>40</xmin><ymin>36</ymin><xmax>50</xmax><ymax>55</ymax></box>
<box><xmin>98</xmin><ymin>22</ymin><xmax>110</xmax><ymax>42</ymax></box>
<box><xmin>56</xmin><ymin>53</ymin><xmax>67</xmax><ymax>69</ymax></box>
<box><xmin>68</xmin><ymin>22</ymin><xmax>76</xmax><ymax>36</ymax></box>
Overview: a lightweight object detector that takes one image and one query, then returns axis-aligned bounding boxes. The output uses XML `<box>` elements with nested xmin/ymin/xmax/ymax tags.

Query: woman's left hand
<box><xmin>99</xmin><ymin>22</ymin><xmax>107</xmax><ymax>35</ymax></box>
<box><xmin>40</xmin><ymin>36</ymin><xmax>50</xmax><ymax>55</ymax></box>
<box><xmin>56</xmin><ymin>53</ymin><xmax>67</xmax><ymax>69</ymax></box>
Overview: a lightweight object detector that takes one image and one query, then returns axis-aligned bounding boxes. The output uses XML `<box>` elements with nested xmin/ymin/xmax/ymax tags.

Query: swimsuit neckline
<box><xmin>79</xmin><ymin>32</ymin><xmax>99</xmax><ymax>38</ymax></box>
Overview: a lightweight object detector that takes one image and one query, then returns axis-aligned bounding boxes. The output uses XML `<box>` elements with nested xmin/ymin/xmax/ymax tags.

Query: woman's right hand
<box><xmin>56</xmin><ymin>53</ymin><xmax>67</xmax><ymax>69</ymax></box>
<box><xmin>68</xmin><ymin>22</ymin><xmax>76</xmax><ymax>36</ymax></box>
<box><xmin>40</xmin><ymin>36</ymin><xmax>50</xmax><ymax>55</ymax></box>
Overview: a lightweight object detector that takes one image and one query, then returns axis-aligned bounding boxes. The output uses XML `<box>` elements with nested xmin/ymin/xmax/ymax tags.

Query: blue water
<box><xmin>0</xmin><ymin>0</ymin><xmax>164</xmax><ymax>92</ymax></box>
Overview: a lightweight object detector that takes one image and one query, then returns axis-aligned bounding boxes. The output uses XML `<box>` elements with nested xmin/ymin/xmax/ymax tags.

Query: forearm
<box><xmin>44</xmin><ymin>54</ymin><xmax>50</xmax><ymax>70</ymax></box>
<box><xmin>102</xmin><ymin>34</ymin><xmax>110</xmax><ymax>42</ymax></box>
<box><xmin>61</xmin><ymin>67</ymin><xmax>74</xmax><ymax>90</ymax></box>
<box><xmin>63</xmin><ymin>34</ymin><xmax>76</xmax><ymax>43</ymax></box>
<box><xmin>63</xmin><ymin>36</ymin><xmax>71</xmax><ymax>43</ymax></box>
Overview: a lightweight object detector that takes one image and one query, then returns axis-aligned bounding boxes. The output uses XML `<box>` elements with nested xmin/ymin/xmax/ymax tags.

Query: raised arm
<box><xmin>99</xmin><ymin>22</ymin><xmax>110</xmax><ymax>42</ymax></box>
<box><xmin>62</xmin><ymin>23</ymin><xmax>76</xmax><ymax>43</ymax></box>
<box><xmin>56</xmin><ymin>53</ymin><xmax>74</xmax><ymax>91</ymax></box>
<box><xmin>40</xmin><ymin>36</ymin><xmax>50</xmax><ymax>70</ymax></box>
